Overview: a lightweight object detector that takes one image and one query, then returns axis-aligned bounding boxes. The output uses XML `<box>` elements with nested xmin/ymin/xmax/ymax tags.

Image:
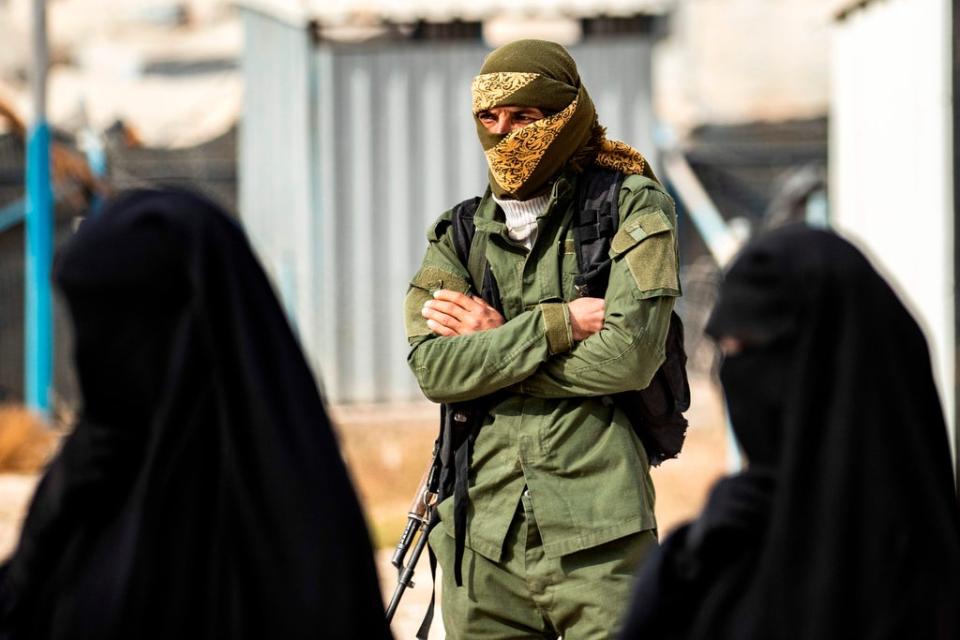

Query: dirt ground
<box><xmin>0</xmin><ymin>375</ymin><xmax>729</xmax><ymax>640</ymax></box>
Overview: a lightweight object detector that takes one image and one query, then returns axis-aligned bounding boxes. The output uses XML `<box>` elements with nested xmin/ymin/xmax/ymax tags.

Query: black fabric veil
<box><xmin>0</xmin><ymin>188</ymin><xmax>391</xmax><ymax>639</ymax></box>
<box><xmin>621</xmin><ymin>224</ymin><xmax>960</xmax><ymax>639</ymax></box>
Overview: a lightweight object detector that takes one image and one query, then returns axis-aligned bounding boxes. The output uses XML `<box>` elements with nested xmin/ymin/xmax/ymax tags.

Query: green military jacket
<box><xmin>404</xmin><ymin>169</ymin><xmax>681</xmax><ymax>562</ymax></box>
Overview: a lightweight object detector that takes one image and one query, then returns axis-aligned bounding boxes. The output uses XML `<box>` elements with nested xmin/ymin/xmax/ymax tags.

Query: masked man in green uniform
<box><xmin>403</xmin><ymin>39</ymin><xmax>681</xmax><ymax>639</ymax></box>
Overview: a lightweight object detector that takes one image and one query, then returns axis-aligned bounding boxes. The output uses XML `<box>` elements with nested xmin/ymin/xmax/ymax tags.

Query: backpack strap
<box><xmin>414</xmin><ymin>544</ymin><xmax>438</xmax><ymax>639</ymax></box>
<box><xmin>572</xmin><ymin>167</ymin><xmax>625</xmax><ymax>297</ymax></box>
<box><xmin>416</xmin><ymin>400</ymin><xmax>489</xmax><ymax>636</ymax></box>
<box><xmin>466</xmin><ymin>234</ymin><xmax>488</xmax><ymax>299</ymax></box>
<box><xmin>434</xmin><ymin>401</ymin><xmax>486</xmax><ymax>588</ymax></box>
<box><xmin>450</xmin><ymin>197</ymin><xmax>503</xmax><ymax>314</ymax></box>
<box><xmin>450</xmin><ymin>197</ymin><xmax>480</xmax><ymax>265</ymax></box>
<box><xmin>570</xmin><ymin>167</ymin><xmax>692</xmax><ymax>466</ymax></box>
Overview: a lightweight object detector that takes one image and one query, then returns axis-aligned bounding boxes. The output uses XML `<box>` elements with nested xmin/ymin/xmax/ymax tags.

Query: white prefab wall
<box><xmin>831</xmin><ymin>0</ymin><xmax>955</xmax><ymax>462</ymax></box>
<box><xmin>238</xmin><ymin>10</ymin><xmax>318</xmax><ymax>361</ymax></box>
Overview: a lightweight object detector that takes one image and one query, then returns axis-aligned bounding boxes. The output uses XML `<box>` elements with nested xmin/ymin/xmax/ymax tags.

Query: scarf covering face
<box><xmin>472</xmin><ymin>39</ymin><xmax>653</xmax><ymax>199</ymax></box>
<box><xmin>620</xmin><ymin>225</ymin><xmax>960</xmax><ymax>639</ymax></box>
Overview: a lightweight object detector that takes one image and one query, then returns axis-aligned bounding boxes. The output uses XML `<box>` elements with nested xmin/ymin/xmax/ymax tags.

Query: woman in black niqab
<box><xmin>620</xmin><ymin>224</ymin><xmax>960</xmax><ymax>639</ymax></box>
<box><xmin>0</xmin><ymin>188</ymin><xmax>392</xmax><ymax>640</ymax></box>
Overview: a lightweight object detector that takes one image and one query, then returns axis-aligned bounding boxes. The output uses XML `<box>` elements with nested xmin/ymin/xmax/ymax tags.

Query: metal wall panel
<box><xmin>237</xmin><ymin>0</ymin><xmax>670</xmax><ymax>28</ymax></box>
<box><xmin>238</xmin><ymin>10</ymin><xmax>318</xmax><ymax>358</ymax></box>
<box><xmin>240</xmin><ymin>13</ymin><xmax>656</xmax><ymax>403</ymax></box>
<box><xmin>312</xmin><ymin>42</ymin><xmax>491</xmax><ymax>404</ymax></box>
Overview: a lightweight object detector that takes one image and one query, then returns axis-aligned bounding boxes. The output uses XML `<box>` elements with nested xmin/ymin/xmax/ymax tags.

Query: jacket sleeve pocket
<box><xmin>608</xmin><ymin>208</ymin><xmax>681</xmax><ymax>300</ymax></box>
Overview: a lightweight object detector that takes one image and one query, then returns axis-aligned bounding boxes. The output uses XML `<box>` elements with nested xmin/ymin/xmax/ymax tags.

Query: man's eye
<box><xmin>477</xmin><ymin>112</ymin><xmax>495</xmax><ymax>122</ymax></box>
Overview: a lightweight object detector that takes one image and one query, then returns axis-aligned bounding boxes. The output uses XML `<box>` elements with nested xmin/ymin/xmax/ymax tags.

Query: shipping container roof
<box><xmin>237</xmin><ymin>0</ymin><xmax>672</xmax><ymax>27</ymax></box>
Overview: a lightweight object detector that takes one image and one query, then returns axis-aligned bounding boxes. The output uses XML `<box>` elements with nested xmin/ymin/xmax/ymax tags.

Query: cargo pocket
<box><xmin>608</xmin><ymin>208</ymin><xmax>681</xmax><ymax>299</ymax></box>
<box><xmin>403</xmin><ymin>265</ymin><xmax>472</xmax><ymax>338</ymax></box>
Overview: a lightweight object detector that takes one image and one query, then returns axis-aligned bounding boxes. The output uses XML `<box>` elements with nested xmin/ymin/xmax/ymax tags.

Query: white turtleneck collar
<box><xmin>492</xmin><ymin>192</ymin><xmax>550</xmax><ymax>251</ymax></box>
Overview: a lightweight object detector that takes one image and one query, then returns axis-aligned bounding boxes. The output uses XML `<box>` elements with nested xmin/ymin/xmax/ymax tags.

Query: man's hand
<box><xmin>422</xmin><ymin>290</ymin><xmax>505</xmax><ymax>336</ymax></box>
<box><xmin>569</xmin><ymin>297</ymin><xmax>605</xmax><ymax>341</ymax></box>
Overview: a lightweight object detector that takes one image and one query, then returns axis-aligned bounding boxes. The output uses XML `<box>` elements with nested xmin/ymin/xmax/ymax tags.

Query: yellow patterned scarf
<box><xmin>472</xmin><ymin>40</ymin><xmax>654</xmax><ymax>199</ymax></box>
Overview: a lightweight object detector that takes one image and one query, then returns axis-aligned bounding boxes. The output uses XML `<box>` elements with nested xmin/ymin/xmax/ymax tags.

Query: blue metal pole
<box><xmin>25</xmin><ymin>0</ymin><xmax>52</xmax><ymax>416</ymax></box>
<box><xmin>25</xmin><ymin>123</ymin><xmax>53</xmax><ymax>414</ymax></box>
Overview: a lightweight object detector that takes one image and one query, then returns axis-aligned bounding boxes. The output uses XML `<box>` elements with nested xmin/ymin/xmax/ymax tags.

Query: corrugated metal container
<box><xmin>239</xmin><ymin>7</ymin><xmax>657</xmax><ymax>403</ymax></box>
<box><xmin>831</xmin><ymin>0</ymin><xmax>956</xmax><ymax>458</ymax></box>
<box><xmin>239</xmin><ymin>0</ymin><xmax>670</xmax><ymax>26</ymax></box>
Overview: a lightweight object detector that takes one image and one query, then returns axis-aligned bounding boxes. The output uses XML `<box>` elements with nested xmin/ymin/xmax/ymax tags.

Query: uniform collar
<box><xmin>474</xmin><ymin>170</ymin><xmax>576</xmax><ymax>237</ymax></box>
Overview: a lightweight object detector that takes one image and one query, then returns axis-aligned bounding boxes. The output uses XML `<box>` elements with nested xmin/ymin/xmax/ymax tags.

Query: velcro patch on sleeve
<box><xmin>404</xmin><ymin>286</ymin><xmax>434</xmax><ymax>338</ymax></box>
<box><xmin>410</xmin><ymin>265</ymin><xmax>471</xmax><ymax>295</ymax></box>
<box><xmin>540</xmin><ymin>302</ymin><xmax>573</xmax><ymax>354</ymax></box>
<box><xmin>404</xmin><ymin>266</ymin><xmax>472</xmax><ymax>339</ymax></box>
<box><xmin>610</xmin><ymin>208</ymin><xmax>673</xmax><ymax>256</ymax></box>
<box><xmin>609</xmin><ymin>209</ymin><xmax>680</xmax><ymax>298</ymax></box>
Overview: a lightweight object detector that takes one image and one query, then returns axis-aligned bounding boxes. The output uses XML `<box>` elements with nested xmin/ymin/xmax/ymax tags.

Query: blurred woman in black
<box><xmin>0</xmin><ymin>188</ymin><xmax>392</xmax><ymax>640</ymax></box>
<box><xmin>621</xmin><ymin>224</ymin><xmax>960</xmax><ymax>639</ymax></box>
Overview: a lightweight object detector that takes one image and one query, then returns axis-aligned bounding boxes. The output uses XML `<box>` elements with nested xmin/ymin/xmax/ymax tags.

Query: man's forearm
<box><xmin>518</xmin><ymin>296</ymin><xmax>674</xmax><ymax>398</ymax></box>
<box><xmin>407</xmin><ymin>303</ymin><xmax>570</xmax><ymax>403</ymax></box>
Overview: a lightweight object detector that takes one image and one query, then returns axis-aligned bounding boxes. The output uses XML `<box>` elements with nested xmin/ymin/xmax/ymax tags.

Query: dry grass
<box><xmin>0</xmin><ymin>405</ymin><xmax>59</xmax><ymax>474</ymax></box>
<box><xmin>0</xmin><ymin>405</ymin><xmax>59</xmax><ymax>561</ymax></box>
<box><xmin>331</xmin><ymin>403</ymin><xmax>439</xmax><ymax>549</ymax></box>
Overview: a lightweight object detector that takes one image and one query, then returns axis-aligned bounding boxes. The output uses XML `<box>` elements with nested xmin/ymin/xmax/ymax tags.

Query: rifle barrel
<box><xmin>391</xmin><ymin>515</ymin><xmax>421</xmax><ymax>569</ymax></box>
<box><xmin>385</xmin><ymin>520</ymin><xmax>432</xmax><ymax>623</ymax></box>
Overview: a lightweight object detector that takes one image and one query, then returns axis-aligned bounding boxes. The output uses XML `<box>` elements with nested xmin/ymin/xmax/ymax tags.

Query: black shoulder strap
<box><xmin>450</xmin><ymin>197</ymin><xmax>503</xmax><ymax>313</ymax></box>
<box><xmin>437</xmin><ymin>198</ymin><xmax>500</xmax><ymax>600</ymax></box>
<box><xmin>571</xmin><ymin>167</ymin><xmax>625</xmax><ymax>297</ymax></box>
<box><xmin>450</xmin><ymin>197</ymin><xmax>481</xmax><ymax>267</ymax></box>
<box><xmin>570</xmin><ymin>168</ymin><xmax>692</xmax><ymax>466</ymax></box>
<box><xmin>453</xmin><ymin>171</ymin><xmax>624</xmax><ymax>306</ymax></box>
<box><xmin>451</xmin><ymin>168</ymin><xmax>625</xmax><ymax>308</ymax></box>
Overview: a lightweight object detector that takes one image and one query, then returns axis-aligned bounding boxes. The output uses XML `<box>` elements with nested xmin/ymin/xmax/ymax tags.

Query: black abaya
<box><xmin>0</xmin><ymin>188</ymin><xmax>392</xmax><ymax>639</ymax></box>
<box><xmin>621</xmin><ymin>224</ymin><xmax>960</xmax><ymax>639</ymax></box>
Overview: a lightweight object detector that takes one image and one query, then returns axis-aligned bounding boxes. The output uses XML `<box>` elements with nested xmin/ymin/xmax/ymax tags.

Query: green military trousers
<box><xmin>430</xmin><ymin>490</ymin><xmax>656</xmax><ymax>639</ymax></box>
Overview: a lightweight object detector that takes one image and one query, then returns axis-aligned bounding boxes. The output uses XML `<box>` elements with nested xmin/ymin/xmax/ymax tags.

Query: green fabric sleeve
<box><xmin>408</xmin><ymin>309</ymin><xmax>557</xmax><ymax>403</ymax></box>
<box><xmin>517</xmin><ymin>296</ymin><xmax>674</xmax><ymax>398</ymax></box>
<box><xmin>541</xmin><ymin>302</ymin><xmax>573</xmax><ymax>354</ymax></box>
<box><xmin>403</xmin><ymin>210</ymin><xmax>472</xmax><ymax>339</ymax></box>
<box><xmin>404</xmin><ymin>211</ymin><xmax>557</xmax><ymax>403</ymax></box>
<box><xmin>517</xmin><ymin>180</ymin><xmax>680</xmax><ymax>398</ymax></box>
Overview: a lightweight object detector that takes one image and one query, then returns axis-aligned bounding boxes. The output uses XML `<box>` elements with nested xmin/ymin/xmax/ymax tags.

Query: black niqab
<box><xmin>621</xmin><ymin>224</ymin><xmax>960</xmax><ymax>639</ymax></box>
<box><xmin>0</xmin><ymin>188</ymin><xmax>392</xmax><ymax>639</ymax></box>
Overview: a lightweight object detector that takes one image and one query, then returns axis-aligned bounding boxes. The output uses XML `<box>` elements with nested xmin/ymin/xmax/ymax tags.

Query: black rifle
<box><xmin>385</xmin><ymin>444</ymin><xmax>440</xmax><ymax>623</ymax></box>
